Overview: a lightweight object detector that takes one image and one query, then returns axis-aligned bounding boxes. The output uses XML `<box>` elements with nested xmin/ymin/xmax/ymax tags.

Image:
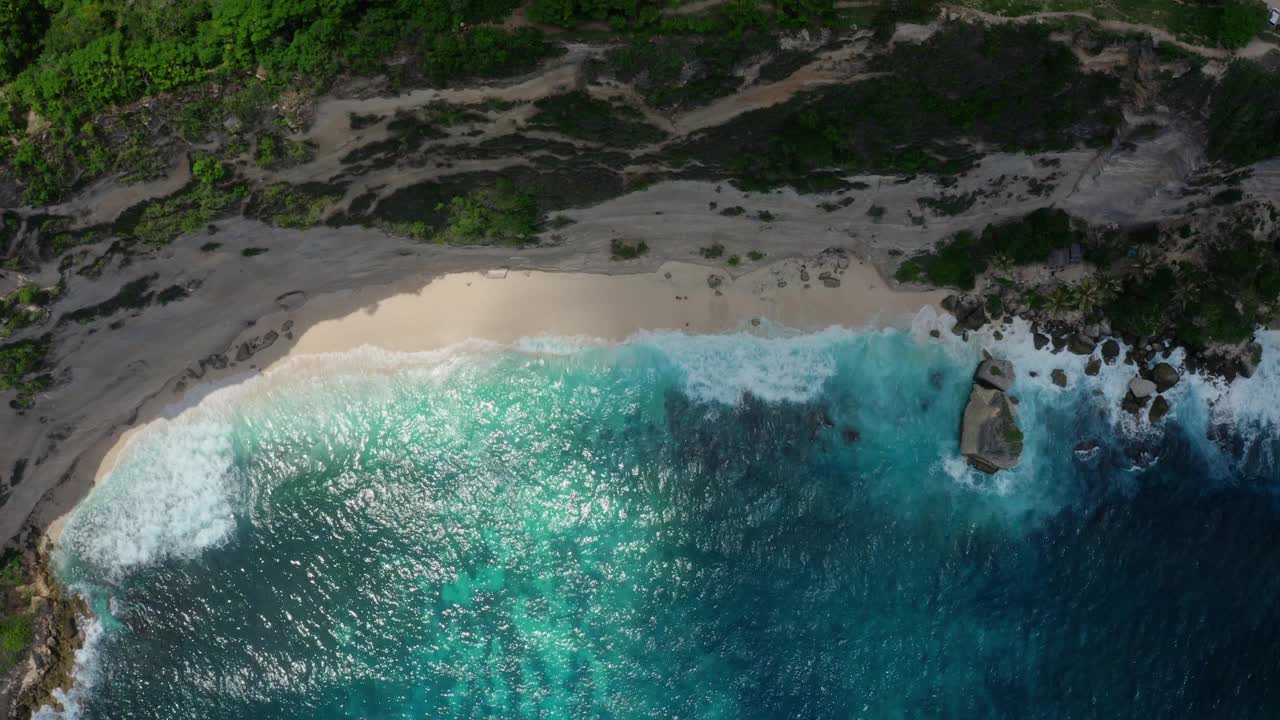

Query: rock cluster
<box><xmin>1121</xmin><ymin>361</ymin><xmax>1181</xmax><ymax>423</ymax></box>
<box><xmin>960</xmin><ymin>353</ymin><xmax>1023</xmax><ymax>473</ymax></box>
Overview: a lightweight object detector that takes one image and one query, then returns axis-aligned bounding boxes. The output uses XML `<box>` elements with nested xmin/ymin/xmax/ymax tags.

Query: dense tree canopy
<box><xmin>0</xmin><ymin>0</ymin><xmax>49</xmax><ymax>82</ymax></box>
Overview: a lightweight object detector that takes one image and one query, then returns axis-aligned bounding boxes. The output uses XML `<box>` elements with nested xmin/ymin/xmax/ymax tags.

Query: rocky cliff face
<box><xmin>960</xmin><ymin>356</ymin><xmax>1023</xmax><ymax>473</ymax></box>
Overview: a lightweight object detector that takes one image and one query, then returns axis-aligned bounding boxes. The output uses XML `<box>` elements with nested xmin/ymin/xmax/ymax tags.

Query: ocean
<box><xmin>45</xmin><ymin>312</ymin><xmax>1280</xmax><ymax>719</ymax></box>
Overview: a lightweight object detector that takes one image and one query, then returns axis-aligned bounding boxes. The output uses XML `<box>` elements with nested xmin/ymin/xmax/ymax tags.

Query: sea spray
<box><xmin>46</xmin><ymin>321</ymin><xmax>1280</xmax><ymax>719</ymax></box>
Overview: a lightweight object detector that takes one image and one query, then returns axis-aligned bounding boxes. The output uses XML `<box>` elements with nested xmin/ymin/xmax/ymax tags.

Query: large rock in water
<box><xmin>960</xmin><ymin>386</ymin><xmax>1024</xmax><ymax>473</ymax></box>
<box><xmin>1151</xmin><ymin>362</ymin><xmax>1180</xmax><ymax>392</ymax></box>
<box><xmin>974</xmin><ymin>355</ymin><xmax>1015</xmax><ymax>392</ymax></box>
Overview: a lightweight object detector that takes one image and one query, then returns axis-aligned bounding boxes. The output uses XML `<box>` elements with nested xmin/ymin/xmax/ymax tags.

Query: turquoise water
<box><xmin>49</xmin><ymin>319</ymin><xmax>1280</xmax><ymax>719</ymax></box>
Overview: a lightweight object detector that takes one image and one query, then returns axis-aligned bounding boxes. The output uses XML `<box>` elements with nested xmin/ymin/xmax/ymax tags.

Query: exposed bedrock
<box><xmin>961</xmin><ymin>356</ymin><xmax>1024</xmax><ymax>474</ymax></box>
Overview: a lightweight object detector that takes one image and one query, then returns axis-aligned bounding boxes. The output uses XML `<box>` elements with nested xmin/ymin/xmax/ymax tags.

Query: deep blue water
<box><xmin>48</xmin><ymin>322</ymin><xmax>1280</xmax><ymax>719</ymax></box>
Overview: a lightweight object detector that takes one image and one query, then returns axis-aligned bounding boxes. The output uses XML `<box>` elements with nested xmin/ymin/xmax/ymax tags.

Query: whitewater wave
<box><xmin>56</xmin><ymin>344</ymin><xmax>493</xmax><ymax>579</ymax></box>
<box><xmin>633</xmin><ymin>326</ymin><xmax>870</xmax><ymax>405</ymax></box>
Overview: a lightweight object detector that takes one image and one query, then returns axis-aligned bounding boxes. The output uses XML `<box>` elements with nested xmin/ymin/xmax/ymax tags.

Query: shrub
<box><xmin>610</xmin><ymin>238</ymin><xmax>649</xmax><ymax>260</ymax></box>
<box><xmin>434</xmin><ymin>180</ymin><xmax>540</xmax><ymax>245</ymax></box>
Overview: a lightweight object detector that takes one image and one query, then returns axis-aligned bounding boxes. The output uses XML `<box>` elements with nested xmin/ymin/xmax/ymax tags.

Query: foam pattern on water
<box><xmin>47</xmin><ymin>322</ymin><xmax>1280</xmax><ymax>719</ymax></box>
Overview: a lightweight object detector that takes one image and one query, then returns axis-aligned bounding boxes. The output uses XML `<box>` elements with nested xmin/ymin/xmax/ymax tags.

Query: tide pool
<box><xmin>46</xmin><ymin>318</ymin><xmax>1280</xmax><ymax>719</ymax></box>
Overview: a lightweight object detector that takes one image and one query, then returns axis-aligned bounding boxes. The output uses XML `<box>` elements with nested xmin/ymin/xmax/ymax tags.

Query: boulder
<box><xmin>1121</xmin><ymin>391</ymin><xmax>1148</xmax><ymax>416</ymax></box>
<box><xmin>1129</xmin><ymin>376</ymin><xmax>1157</xmax><ymax>399</ymax></box>
<box><xmin>1148</xmin><ymin>396</ymin><xmax>1170</xmax><ymax>423</ymax></box>
<box><xmin>1085</xmin><ymin>357</ymin><xmax>1102</xmax><ymax>376</ymax></box>
<box><xmin>1151</xmin><ymin>363</ymin><xmax>1180</xmax><ymax>393</ymax></box>
<box><xmin>960</xmin><ymin>386</ymin><xmax>1023</xmax><ymax>473</ymax></box>
<box><xmin>1067</xmin><ymin>333</ymin><xmax>1096</xmax><ymax>355</ymax></box>
<box><xmin>1238</xmin><ymin>342</ymin><xmax>1263</xmax><ymax>379</ymax></box>
<box><xmin>1101</xmin><ymin>339</ymin><xmax>1120</xmax><ymax>364</ymax></box>
<box><xmin>974</xmin><ymin>355</ymin><xmax>1015</xmax><ymax>392</ymax></box>
<box><xmin>1051</xmin><ymin>369</ymin><xmax>1067</xmax><ymax>387</ymax></box>
<box><xmin>1033</xmin><ymin>332</ymin><xmax>1050</xmax><ymax>351</ymax></box>
<box><xmin>1083</xmin><ymin>323</ymin><xmax>1103</xmax><ymax>340</ymax></box>
<box><xmin>959</xmin><ymin>305</ymin><xmax>988</xmax><ymax>331</ymax></box>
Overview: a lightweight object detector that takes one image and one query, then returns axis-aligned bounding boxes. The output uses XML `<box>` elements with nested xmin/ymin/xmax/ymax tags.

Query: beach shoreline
<box><xmin>37</xmin><ymin>253</ymin><xmax>944</xmax><ymax>542</ymax></box>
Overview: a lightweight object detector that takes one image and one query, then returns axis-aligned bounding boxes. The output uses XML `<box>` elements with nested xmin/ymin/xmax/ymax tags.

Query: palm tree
<box><xmin>989</xmin><ymin>252</ymin><xmax>1014</xmax><ymax>273</ymax></box>
<box><xmin>1046</xmin><ymin>285</ymin><xmax>1076</xmax><ymax>318</ymax></box>
<box><xmin>1130</xmin><ymin>248</ymin><xmax>1161</xmax><ymax>279</ymax></box>
<box><xmin>1072</xmin><ymin>277</ymin><xmax>1104</xmax><ymax>313</ymax></box>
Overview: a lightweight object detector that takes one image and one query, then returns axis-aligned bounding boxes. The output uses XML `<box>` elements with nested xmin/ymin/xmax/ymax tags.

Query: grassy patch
<box><xmin>112</xmin><ymin>159</ymin><xmax>247</xmax><ymax>249</ymax></box>
<box><xmin>529</xmin><ymin>92</ymin><xmax>667</xmax><ymax>147</ymax></box>
<box><xmin>247</xmin><ymin>183</ymin><xmax>343</xmax><ymax>230</ymax></box>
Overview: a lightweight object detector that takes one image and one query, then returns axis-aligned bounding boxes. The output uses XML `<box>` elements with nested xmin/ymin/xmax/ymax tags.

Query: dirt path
<box><xmin>949</xmin><ymin>5</ymin><xmax>1280</xmax><ymax>60</ymax></box>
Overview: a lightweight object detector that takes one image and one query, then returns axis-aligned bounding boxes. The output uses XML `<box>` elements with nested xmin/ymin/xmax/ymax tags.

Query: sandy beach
<box><xmin>19</xmin><ymin>246</ymin><xmax>944</xmax><ymax>544</ymax></box>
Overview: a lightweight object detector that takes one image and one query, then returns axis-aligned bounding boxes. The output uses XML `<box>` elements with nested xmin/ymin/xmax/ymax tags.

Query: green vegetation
<box><xmin>0</xmin><ymin>284</ymin><xmax>60</xmax><ymax>338</ymax></box>
<box><xmin>1208</xmin><ymin>61</ymin><xmax>1280</xmax><ymax>167</ymax></box>
<box><xmin>156</xmin><ymin>285</ymin><xmax>188</xmax><ymax>305</ymax></box>
<box><xmin>0</xmin><ymin>0</ymin><xmax>49</xmax><ymax>82</ymax></box>
<box><xmin>1104</xmin><ymin>233</ymin><xmax>1280</xmax><ymax>347</ymax></box>
<box><xmin>610</xmin><ymin>238</ymin><xmax>649</xmax><ymax>259</ymax></box>
<box><xmin>60</xmin><ymin>274</ymin><xmax>157</xmax><ymax>326</ymax></box>
<box><xmin>112</xmin><ymin>158</ymin><xmax>247</xmax><ymax>249</ymax></box>
<box><xmin>241</xmin><ymin>247</ymin><xmax>269</xmax><ymax>257</ymax></box>
<box><xmin>895</xmin><ymin>208</ymin><xmax>1081</xmax><ymax>290</ymax></box>
<box><xmin>433</xmin><ymin>180</ymin><xmax>540</xmax><ymax>245</ymax></box>
<box><xmin>254</xmin><ymin>134</ymin><xmax>312</xmax><ymax>168</ymax></box>
<box><xmin>600</xmin><ymin>31</ymin><xmax>775</xmax><ymax>111</ymax></box>
<box><xmin>0</xmin><ymin>549</ymin><xmax>32</xmax><ymax>672</ymax></box>
<box><xmin>918</xmin><ymin>192</ymin><xmax>978</xmax><ymax>216</ymax></box>
<box><xmin>529</xmin><ymin>92</ymin><xmax>667</xmax><ymax>146</ymax></box>
<box><xmin>0</xmin><ymin>335</ymin><xmax>51</xmax><ymax>410</ymax></box>
<box><xmin>701</xmin><ymin>243</ymin><xmax>726</xmax><ymax>259</ymax></box>
<box><xmin>423</xmin><ymin>27</ymin><xmax>560</xmax><ymax>86</ymax></box>
<box><xmin>248</xmin><ymin>183</ymin><xmax>341</xmax><ymax>229</ymax></box>
<box><xmin>0</xmin><ymin>0</ymin><xmax>550</xmax><ymax>202</ymax></box>
<box><xmin>679</xmin><ymin>25</ymin><xmax>1122</xmax><ymax>191</ymax></box>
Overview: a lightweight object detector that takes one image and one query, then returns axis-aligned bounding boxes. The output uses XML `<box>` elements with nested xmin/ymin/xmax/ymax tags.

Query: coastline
<box><xmin>47</xmin><ymin>254</ymin><xmax>946</xmax><ymax>541</ymax></box>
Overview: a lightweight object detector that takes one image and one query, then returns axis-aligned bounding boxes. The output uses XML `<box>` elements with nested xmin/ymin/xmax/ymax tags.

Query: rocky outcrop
<box><xmin>1128</xmin><ymin>376</ymin><xmax>1157</xmax><ymax>399</ymax></box>
<box><xmin>974</xmin><ymin>354</ymin><xmax>1014</xmax><ymax>392</ymax></box>
<box><xmin>1051</xmin><ymin>369</ymin><xmax>1067</xmax><ymax>387</ymax></box>
<box><xmin>1101</xmin><ymin>339</ymin><xmax>1120</xmax><ymax>364</ymax></box>
<box><xmin>1238</xmin><ymin>342</ymin><xmax>1263</xmax><ymax>379</ymax></box>
<box><xmin>0</xmin><ymin>541</ymin><xmax>88</xmax><ymax>720</ymax></box>
<box><xmin>1151</xmin><ymin>362</ymin><xmax>1179</xmax><ymax>392</ymax></box>
<box><xmin>1148</xmin><ymin>396</ymin><xmax>1170</xmax><ymax>423</ymax></box>
<box><xmin>960</xmin><ymin>355</ymin><xmax>1023</xmax><ymax>473</ymax></box>
<box><xmin>1067</xmin><ymin>333</ymin><xmax>1096</xmax><ymax>355</ymax></box>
